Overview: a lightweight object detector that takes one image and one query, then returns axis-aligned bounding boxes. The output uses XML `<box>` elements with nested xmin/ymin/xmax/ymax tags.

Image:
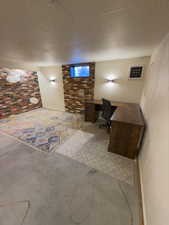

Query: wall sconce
<box><xmin>105</xmin><ymin>78</ymin><xmax>115</xmax><ymax>83</ymax></box>
<box><xmin>49</xmin><ymin>76</ymin><xmax>57</xmax><ymax>84</ymax></box>
<box><xmin>105</xmin><ymin>74</ymin><xmax>117</xmax><ymax>83</ymax></box>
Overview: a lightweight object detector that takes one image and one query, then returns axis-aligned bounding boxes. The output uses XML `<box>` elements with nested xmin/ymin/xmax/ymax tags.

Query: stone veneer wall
<box><xmin>62</xmin><ymin>62</ymin><xmax>95</xmax><ymax>113</ymax></box>
<box><xmin>0</xmin><ymin>69</ymin><xmax>42</xmax><ymax>119</ymax></box>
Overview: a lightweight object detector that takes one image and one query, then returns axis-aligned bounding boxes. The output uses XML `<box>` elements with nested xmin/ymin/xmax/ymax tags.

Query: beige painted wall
<box><xmin>37</xmin><ymin>56</ymin><xmax>150</xmax><ymax>111</ymax></box>
<box><xmin>38</xmin><ymin>66</ymin><xmax>65</xmax><ymax>111</ymax></box>
<box><xmin>139</xmin><ymin>33</ymin><xmax>169</xmax><ymax>225</ymax></box>
<box><xmin>94</xmin><ymin>57</ymin><xmax>150</xmax><ymax>103</ymax></box>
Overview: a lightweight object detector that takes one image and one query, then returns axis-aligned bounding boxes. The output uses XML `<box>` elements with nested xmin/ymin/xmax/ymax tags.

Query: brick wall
<box><xmin>0</xmin><ymin>69</ymin><xmax>42</xmax><ymax>119</ymax></box>
<box><xmin>62</xmin><ymin>62</ymin><xmax>95</xmax><ymax>113</ymax></box>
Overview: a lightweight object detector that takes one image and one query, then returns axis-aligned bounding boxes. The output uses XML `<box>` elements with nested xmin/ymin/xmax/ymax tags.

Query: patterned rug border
<box><xmin>0</xmin><ymin>131</ymin><xmax>49</xmax><ymax>155</ymax></box>
<box><xmin>0</xmin><ymin>109</ymin><xmax>82</xmax><ymax>153</ymax></box>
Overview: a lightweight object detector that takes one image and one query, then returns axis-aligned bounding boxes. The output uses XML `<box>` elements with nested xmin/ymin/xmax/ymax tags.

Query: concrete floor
<box><xmin>0</xmin><ymin>133</ymin><xmax>140</xmax><ymax>225</ymax></box>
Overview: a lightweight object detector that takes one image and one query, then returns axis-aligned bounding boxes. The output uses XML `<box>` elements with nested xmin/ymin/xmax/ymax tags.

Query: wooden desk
<box><xmin>85</xmin><ymin>100</ymin><xmax>124</xmax><ymax>122</ymax></box>
<box><xmin>85</xmin><ymin>100</ymin><xmax>145</xmax><ymax>159</ymax></box>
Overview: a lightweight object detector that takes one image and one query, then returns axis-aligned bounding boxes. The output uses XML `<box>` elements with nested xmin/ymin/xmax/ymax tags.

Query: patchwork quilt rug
<box><xmin>0</xmin><ymin>108</ymin><xmax>83</xmax><ymax>152</ymax></box>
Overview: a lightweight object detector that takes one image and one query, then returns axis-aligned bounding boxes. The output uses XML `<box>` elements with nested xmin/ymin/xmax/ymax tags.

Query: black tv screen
<box><xmin>70</xmin><ymin>65</ymin><xmax>90</xmax><ymax>78</ymax></box>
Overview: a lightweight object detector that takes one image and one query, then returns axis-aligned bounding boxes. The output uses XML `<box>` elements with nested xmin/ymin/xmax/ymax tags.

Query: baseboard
<box><xmin>137</xmin><ymin>160</ymin><xmax>147</xmax><ymax>225</ymax></box>
<box><xmin>135</xmin><ymin>160</ymin><xmax>145</xmax><ymax>225</ymax></box>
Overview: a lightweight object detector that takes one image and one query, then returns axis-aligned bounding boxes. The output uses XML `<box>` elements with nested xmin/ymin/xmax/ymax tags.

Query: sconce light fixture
<box><xmin>105</xmin><ymin>74</ymin><xmax>117</xmax><ymax>83</ymax></box>
<box><xmin>105</xmin><ymin>78</ymin><xmax>115</xmax><ymax>83</ymax></box>
<box><xmin>50</xmin><ymin>78</ymin><xmax>56</xmax><ymax>82</ymax></box>
<box><xmin>49</xmin><ymin>76</ymin><xmax>57</xmax><ymax>84</ymax></box>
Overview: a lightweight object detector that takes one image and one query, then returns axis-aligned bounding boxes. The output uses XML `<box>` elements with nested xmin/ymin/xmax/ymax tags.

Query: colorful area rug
<box><xmin>0</xmin><ymin>108</ymin><xmax>83</xmax><ymax>152</ymax></box>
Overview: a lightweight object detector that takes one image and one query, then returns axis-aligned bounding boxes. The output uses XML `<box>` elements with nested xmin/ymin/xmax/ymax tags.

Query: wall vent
<box><xmin>129</xmin><ymin>66</ymin><xmax>144</xmax><ymax>79</ymax></box>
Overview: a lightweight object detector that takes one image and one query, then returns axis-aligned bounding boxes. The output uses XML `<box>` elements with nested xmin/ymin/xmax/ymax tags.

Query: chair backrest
<box><xmin>101</xmin><ymin>98</ymin><xmax>113</xmax><ymax>121</ymax></box>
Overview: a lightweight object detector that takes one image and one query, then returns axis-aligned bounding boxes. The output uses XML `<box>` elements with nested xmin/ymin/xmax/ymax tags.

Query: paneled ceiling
<box><xmin>0</xmin><ymin>0</ymin><xmax>169</xmax><ymax>67</ymax></box>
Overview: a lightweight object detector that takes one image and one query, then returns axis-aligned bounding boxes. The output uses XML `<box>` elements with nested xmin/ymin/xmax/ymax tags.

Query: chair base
<box><xmin>99</xmin><ymin>121</ymin><xmax>111</xmax><ymax>133</ymax></box>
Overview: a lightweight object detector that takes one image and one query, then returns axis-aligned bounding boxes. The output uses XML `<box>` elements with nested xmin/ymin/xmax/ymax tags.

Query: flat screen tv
<box><xmin>70</xmin><ymin>65</ymin><xmax>90</xmax><ymax>78</ymax></box>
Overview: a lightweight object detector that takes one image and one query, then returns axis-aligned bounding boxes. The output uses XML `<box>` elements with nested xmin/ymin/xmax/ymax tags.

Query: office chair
<box><xmin>99</xmin><ymin>98</ymin><xmax>114</xmax><ymax>129</ymax></box>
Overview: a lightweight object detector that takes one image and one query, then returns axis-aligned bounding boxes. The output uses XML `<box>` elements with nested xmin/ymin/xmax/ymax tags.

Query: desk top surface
<box><xmin>111</xmin><ymin>103</ymin><xmax>144</xmax><ymax>126</ymax></box>
<box><xmin>86</xmin><ymin>99</ymin><xmax>145</xmax><ymax>126</ymax></box>
<box><xmin>86</xmin><ymin>99</ymin><xmax>128</xmax><ymax>107</ymax></box>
